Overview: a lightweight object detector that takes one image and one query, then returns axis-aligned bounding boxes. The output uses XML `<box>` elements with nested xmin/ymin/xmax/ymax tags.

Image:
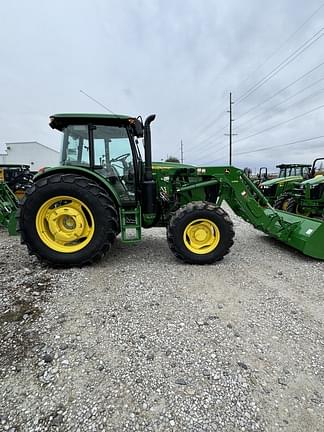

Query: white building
<box><xmin>0</xmin><ymin>141</ymin><xmax>60</xmax><ymax>171</ymax></box>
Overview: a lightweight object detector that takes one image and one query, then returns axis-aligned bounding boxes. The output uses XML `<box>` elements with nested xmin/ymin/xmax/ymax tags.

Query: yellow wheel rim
<box><xmin>183</xmin><ymin>218</ymin><xmax>220</xmax><ymax>255</ymax></box>
<box><xmin>36</xmin><ymin>195</ymin><xmax>95</xmax><ymax>253</ymax></box>
<box><xmin>15</xmin><ymin>190</ymin><xmax>25</xmax><ymax>201</ymax></box>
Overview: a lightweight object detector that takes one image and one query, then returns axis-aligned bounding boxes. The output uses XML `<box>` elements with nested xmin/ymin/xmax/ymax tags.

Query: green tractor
<box><xmin>0</xmin><ymin>167</ymin><xmax>19</xmax><ymax>235</ymax></box>
<box><xmin>255</xmin><ymin>167</ymin><xmax>268</xmax><ymax>183</ymax></box>
<box><xmin>17</xmin><ymin>113</ymin><xmax>324</xmax><ymax>266</ymax></box>
<box><xmin>258</xmin><ymin>163</ymin><xmax>311</xmax><ymax>208</ymax></box>
<box><xmin>281</xmin><ymin>158</ymin><xmax>324</xmax><ymax>219</ymax></box>
<box><xmin>0</xmin><ymin>164</ymin><xmax>34</xmax><ymax>200</ymax></box>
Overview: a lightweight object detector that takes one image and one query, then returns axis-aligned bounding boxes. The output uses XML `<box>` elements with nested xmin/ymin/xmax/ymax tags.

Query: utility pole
<box><xmin>180</xmin><ymin>140</ymin><xmax>184</xmax><ymax>164</ymax></box>
<box><xmin>225</xmin><ymin>92</ymin><xmax>237</xmax><ymax>165</ymax></box>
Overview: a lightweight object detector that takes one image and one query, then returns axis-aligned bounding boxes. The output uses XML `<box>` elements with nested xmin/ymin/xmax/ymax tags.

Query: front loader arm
<box><xmin>178</xmin><ymin>166</ymin><xmax>324</xmax><ymax>260</ymax></box>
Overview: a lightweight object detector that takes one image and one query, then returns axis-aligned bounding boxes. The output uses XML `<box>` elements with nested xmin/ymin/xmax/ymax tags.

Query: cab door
<box><xmin>92</xmin><ymin>125</ymin><xmax>137</xmax><ymax>204</ymax></box>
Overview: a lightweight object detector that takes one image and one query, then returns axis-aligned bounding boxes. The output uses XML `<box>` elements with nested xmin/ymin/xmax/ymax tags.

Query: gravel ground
<box><xmin>0</xmin><ymin>209</ymin><xmax>324</xmax><ymax>432</ymax></box>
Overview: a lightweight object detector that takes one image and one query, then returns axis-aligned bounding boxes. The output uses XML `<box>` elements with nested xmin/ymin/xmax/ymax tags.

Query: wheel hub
<box><xmin>194</xmin><ymin>228</ymin><xmax>208</xmax><ymax>242</ymax></box>
<box><xmin>36</xmin><ymin>196</ymin><xmax>95</xmax><ymax>253</ymax></box>
<box><xmin>183</xmin><ymin>218</ymin><xmax>220</xmax><ymax>254</ymax></box>
<box><xmin>62</xmin><ymin>214</ymin><xmax>77</xmax><ymax>230</ymax></box>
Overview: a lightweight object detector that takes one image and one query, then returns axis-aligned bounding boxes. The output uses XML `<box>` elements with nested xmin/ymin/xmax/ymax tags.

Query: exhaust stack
<box><xmin>142</xmin><ymin>114</ymin><xmax>157</xmax><ymax>214</ymax></box>
<box><xmin>144</xmin><ymin>114</ymin><xmax>156</xmax><ymax>181</ymax></box>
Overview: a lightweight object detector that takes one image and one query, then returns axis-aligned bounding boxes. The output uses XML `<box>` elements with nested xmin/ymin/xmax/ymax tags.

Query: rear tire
<box><xmin>18</xmin><ymin>173</ymin><xmax>118</xmax><ymax>267</ymax></box>
<box><xmin>167</xmin><ymin>201</ymin><xmax>234</xmax><ymax>264</ymax></box>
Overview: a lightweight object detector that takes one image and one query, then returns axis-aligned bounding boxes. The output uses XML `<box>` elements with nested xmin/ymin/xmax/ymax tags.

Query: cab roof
<box><xmin>49</xmin><ymin>113</ymin><xmax>143</xmax><ymax>136</ymax></box>
<box><xmin>276</xmin><ymin>163</ymin><xmax>311</xmax><ymax>168</ymax></box>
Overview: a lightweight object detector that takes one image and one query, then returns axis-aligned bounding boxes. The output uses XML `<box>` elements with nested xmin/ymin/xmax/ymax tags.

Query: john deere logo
<box><xmin>225</xmin><ymin>168</ymin><xmax>230</xmax><ymax>174</ymax></box>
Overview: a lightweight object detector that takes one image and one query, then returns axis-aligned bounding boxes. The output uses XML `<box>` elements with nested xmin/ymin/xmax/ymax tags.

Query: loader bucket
<box><xmin>268</xmin><ymin>209</ymin><xmax>324</xmax><ymax>260</ymax></box>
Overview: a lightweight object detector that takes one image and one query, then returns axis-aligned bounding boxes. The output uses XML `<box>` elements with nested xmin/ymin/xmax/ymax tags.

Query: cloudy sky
<box><xmin>0</xmin><ymin>0</ymin><xmax>323</xmax><ymax>172</ymax></box>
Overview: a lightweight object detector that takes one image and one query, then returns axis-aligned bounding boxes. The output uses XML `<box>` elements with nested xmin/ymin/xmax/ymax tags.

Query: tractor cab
<box><xmin>259</xmin><ymin>163</ymin><xmax>311</xmax><ymax>205</ymax></box>
<box><xmin>49</xmin><ymin>113</ymin><xmax>145</xmax><ymax>206</ymax></box>
<box><xmin>310</xmin><ymin>157</ymin><xmax>324</xmax><ymax>177</ymax></box>
<box><xmin>277</xmin><ymin>163</ymin><xmax>311</xmax><ymax>179</ymax></box>
<box><xmin>282</xmin><ymin>158</ymin><xmax>324</xmax><ymax>218</ymax></box>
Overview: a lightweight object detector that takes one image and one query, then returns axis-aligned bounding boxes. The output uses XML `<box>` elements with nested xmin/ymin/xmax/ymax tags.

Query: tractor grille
<box><xmin>310</xmin><ymin>184</ymin><xmax>324</xmax><ymax>200</ymax></box>
<box><xmin>260</xmin><ymin>184</ymin><xmax>276</xmax><ymax>197</ymax></box>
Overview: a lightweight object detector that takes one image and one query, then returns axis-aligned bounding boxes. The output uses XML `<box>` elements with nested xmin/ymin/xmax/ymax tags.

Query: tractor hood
<box><xmin>302</xmin><ymin>174</ymin><xmax>324</xmax><ymax>186</ymax></box>
<box><xmin>152</xmin><ymin>161</ymin><xmax>195</xmax><ymax>171</ymax></box>
<box><xmin>260</xmin><ymin>175</ymin><xmax>302</xmax><ymax>187</ymax></box>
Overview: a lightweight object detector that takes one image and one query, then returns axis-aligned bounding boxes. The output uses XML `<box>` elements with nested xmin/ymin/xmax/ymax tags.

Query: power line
<box><xmin>238</xmin><ymin>80</ymin><xmax>324</xmax><ymax>132</ymax></box>
<box><xmin>185</xmin><ymin>124</ymin><xmax>228</xmax><ymax>153</ymax></box>
<box><xmin>235</xmin><ymin>103</ymin><xmax>324</xmax><ymax>144</ymax></box>
<box><xmin>236</xmin><ymin>28</ymin><xmax>324</xmax><ymax>104</ymax></box>
<box><xmin>238</xmin><ymin>3</ymin><xmax>324</xmax><ymax>89</ymax></box>
<box><xmin>193</xmin><ymin>93</ymin><xmax>238</xmax><ymax>159</ymax></box>
<box><xmin>235</xmin><ymin>60</ymin><xmax>324</xmax><ymax>121</ymax></box>
<box><xmin>192</xmin><ymin>98</ymin><xmax>228</xmax><ymax>142</ymax></box>
<box><xmin>202</xmin><ymin>136</ymin><xmax>324</xmax><ymax>164</ymax></box>
<box><xmin>193</xmin><ymin>143</ymin><xmax>229</xmax><ymax>163</ymax></box>
<box><xmin>199</xmin><ymin>110</ymin><xmax>226</xmax><ymax>134</ymax></box>
<box><xmin>236</xmin><ymin>135</ymin><xmax>324</xmax><ymax>156</ymax></box>
<box><xmin>189</xmin><ymin>110</ymin><xmax>228</xmax><ymax>148</ymax></box>
<box><xmin>192</xmin><ymin>143</ymin><xmax>228</xmax><ymax>163</ymax></box>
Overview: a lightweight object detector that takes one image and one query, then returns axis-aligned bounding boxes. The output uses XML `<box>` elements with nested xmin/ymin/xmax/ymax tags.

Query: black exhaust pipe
<box><xmin>144</xmin><ymin>114</ymin><xmax>156</xmax><ymax>181</ymax></box>
<box><xmin>142</xmin><ymin>114</ymin><xmax>156</xmax><ymax>214</ymax></box>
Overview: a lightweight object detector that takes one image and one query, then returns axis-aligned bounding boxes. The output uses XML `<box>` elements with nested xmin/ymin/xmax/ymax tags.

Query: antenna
<box><xmin>180</xmin><ymin>139</ymin><xmax>184</xmax><ymax>163</ymax></box>
<box><xmin>80</xmin><ymin>89</ymin><xmax>116</xmax><ymax>114</ymax></box>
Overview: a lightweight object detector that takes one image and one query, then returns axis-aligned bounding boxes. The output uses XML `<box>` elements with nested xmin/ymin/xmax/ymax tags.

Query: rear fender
<box><xmin>34</xmin><ymin>166</ymin><xmax>121</xmax><ymax>207</ymax></box>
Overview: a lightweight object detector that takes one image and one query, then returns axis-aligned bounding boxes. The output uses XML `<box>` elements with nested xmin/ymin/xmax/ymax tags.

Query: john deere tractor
<box><xmin>17</xmin><ymin>113</ymin><xmax>324</xmax><ymax>267</ymax></box>
<box><xmin>0</xmin><ymin>168</ymin><xmax>19</xmax><ymax>234</ymax></box>
<box><xmin>0</xmin><ymin>164</ymin><xmax>33</xmax><ymax>200</ymax></box>
<box><xmin>258</xmin><ymin>163</ymin><xmax>311</xmax><ymax>208</ymax></box>
<box><xmin>279</xmin><ymin>158</ymin><xmax>324</xmax><ymax>219</ymax></box>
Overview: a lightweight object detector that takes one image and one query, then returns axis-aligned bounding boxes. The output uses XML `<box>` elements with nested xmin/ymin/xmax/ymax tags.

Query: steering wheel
<box><xmin>110</xmin><ymin>153</ymin><xmax>130</xmax><ymax>163</ymax></box>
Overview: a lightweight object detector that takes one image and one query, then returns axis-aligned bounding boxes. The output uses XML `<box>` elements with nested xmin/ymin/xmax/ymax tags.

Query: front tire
<box><xmin>18</xmin><ymin>174</ymin><xmax>118</xmax><ymax>267</ymax></box>
<box><xmin>167</xmin><ymin>202</ymin><xmax>234</xmax><ymax>264</ymax></box>
<box><xmin>273</xmin><ymin>194</ymin><xmax>291</xmax><ymax>211</ymax></box>
<box><xmin>286</xmin><ymin>197</ymin><xmax>297</xmax><ymax>214</ymax></box>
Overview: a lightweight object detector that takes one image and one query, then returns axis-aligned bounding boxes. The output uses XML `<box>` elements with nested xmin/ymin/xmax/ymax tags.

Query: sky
<box><xmin>0</xmin><ymin>0</ymin><xmax>323</xmax><ymax>172</ymax></box>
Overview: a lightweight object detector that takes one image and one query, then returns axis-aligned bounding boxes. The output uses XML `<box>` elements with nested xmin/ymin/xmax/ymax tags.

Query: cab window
<box><xmin>61</xmin><ymin>125</ymin><xmax>90</xmax><ymax>166</ymax></box>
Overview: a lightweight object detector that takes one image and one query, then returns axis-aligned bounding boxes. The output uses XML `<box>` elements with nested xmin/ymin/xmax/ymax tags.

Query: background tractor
<box><xmin>253</xmin><ymin>167</ymin><xmax>269</xmax><ymax>185</ymax></box>
<box><xmin>17</xmin><ymin>113</ymin><xmax>324</xmax><ymax>267</ymax></box>
<box><xmin>0</xmin><ymin>168</ymin><xmax>19</xmax><ymax>234</ymax></box>
<box><xmin>278</xmin><ymin>158</ymin><xmax>324</xmax><ymax>219</ymax></box>
<box><xmin>0</xmin><ymin>165</ymin><xmax>32</xmax><ymax>234</ymax></box>
<box><xmin>258</xmin><ymin>163</ymin><xmax>311</xmax><ymax>208</ymax></box>
<box><xmin>0</xmin><ymin>164</ymin><xmax>34</xmax><ymax>200</ymax></box>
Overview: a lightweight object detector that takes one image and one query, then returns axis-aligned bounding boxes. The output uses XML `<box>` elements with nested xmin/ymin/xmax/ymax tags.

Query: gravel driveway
<box><xmin>0</xmin><ymin>210</ymin><xmax>323</xmax><ymax>432</ymax></box>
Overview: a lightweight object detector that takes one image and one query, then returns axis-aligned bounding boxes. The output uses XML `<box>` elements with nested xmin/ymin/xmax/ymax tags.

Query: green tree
<box><xmin>165</xmin><ymin>156</ymin><xmax>180</xmax><ymax>163</ymax></box>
